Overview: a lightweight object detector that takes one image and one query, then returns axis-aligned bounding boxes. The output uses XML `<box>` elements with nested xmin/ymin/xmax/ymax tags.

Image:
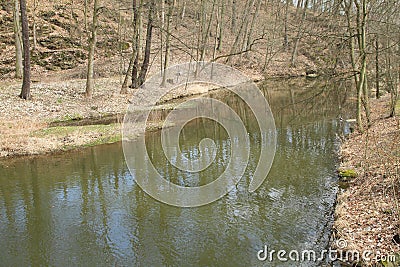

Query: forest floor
<box><xmin>334</xmin><ymin>94</ymin><xmax>400</xmax><ymax>266</ymax></box>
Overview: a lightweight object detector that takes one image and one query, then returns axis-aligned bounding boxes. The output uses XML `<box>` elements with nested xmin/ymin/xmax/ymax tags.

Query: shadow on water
<box><xmin>0</xmin><ymin>78</ymin><xmax>354</xmax><ymax>266</ymax></box>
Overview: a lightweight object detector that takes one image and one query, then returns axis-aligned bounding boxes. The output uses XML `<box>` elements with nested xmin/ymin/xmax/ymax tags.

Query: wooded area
<box><xmin>2</xmin><ymin>0</ymin><xmax>399</xmax><ymax>131</ymax></box>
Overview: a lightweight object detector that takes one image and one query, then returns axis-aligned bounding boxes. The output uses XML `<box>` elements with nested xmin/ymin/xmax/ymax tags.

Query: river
<box><xmin>0</xmin><ymin>78</ymin><xmax>353</xmax><ymax>266</ymax></box>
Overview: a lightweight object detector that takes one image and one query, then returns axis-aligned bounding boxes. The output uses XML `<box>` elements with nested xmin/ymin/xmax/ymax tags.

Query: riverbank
<box><xmin>0</xmin><ymin>76</ymin><xmax>126</xmax><ymax>158</ymax></box>
<box><xmin>0</xmin><ymin>75</ymin><xmax>219</xmax><ymax>158</ymax></box>
<box><xmin>333</xmin><ymin>95</ymin><xmax>400</xmax><ymax>266</ymax></box>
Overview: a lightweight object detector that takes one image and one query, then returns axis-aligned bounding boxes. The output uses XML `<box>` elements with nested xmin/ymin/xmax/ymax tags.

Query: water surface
<box><xmin>0</xmin><ymin>79</ymin><xmax>354</xmax><ymax>266</ymax></box>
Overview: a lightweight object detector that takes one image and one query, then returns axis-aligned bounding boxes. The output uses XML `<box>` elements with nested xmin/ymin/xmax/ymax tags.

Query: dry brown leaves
<box><xmin>334</xmin><ymin>94</ymin><xmax>400</xmax><ymax>266</ymax></box>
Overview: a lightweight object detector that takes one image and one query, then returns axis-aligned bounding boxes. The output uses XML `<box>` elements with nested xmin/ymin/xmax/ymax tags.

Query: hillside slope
<box><xmin>0</xmin><ymin>0</ymin><xmax>339</xmax><ymax>82</ymax></box>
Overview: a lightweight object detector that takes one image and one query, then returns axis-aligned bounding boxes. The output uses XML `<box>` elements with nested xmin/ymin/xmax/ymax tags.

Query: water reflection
<box><xmin>0</xmin><ymin>78</ymin><xmax>353</xmax><ymax>266</ymax></box>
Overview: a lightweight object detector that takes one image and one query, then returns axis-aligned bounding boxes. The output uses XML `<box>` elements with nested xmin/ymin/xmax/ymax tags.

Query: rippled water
<box><xmin>0</xmin><ymin>79</ymin><xmax>354</xmax><ymax>266</ymax></box>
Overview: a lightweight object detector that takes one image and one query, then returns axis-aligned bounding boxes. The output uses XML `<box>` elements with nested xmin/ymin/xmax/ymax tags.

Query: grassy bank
<box><xmin>0</xmin><ymin>120</ymin><xmax>122</xmax><ymax>158</ymax></box>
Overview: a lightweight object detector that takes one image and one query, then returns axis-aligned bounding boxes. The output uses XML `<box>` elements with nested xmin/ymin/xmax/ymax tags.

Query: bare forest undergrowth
<box><xmin>334</xmin><ymin>95</ymin><xmax>400</xmax><ymax>266</ymax></box>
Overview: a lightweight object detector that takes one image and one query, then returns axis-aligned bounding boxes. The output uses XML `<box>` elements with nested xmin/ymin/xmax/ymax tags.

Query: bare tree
<box><xmin>85</xmin><ymin>0</ymin><xmax>100</xmax><ymax>98</ymax></box>
<box><xmin>226</xmin><ymin>0</ymin><xmax>252</xmax><ymax>64</ymax></box>
<box><xmin>380</xmin><ymin>1</ymin><xmax>400</xmax><ymax>117</ymax></box>
<box><xmin>137</xmin><ymin>0</ymin><xmax>155</xmax><ymax>87</ymax></box>
<box><xmin>13</xmin><ymin>0</ymin><xmax>23</xmax><ymax>79</ymax></box>
<box><xmin>32</xmin><ymin>0</ymin><xmax>38</xmax><ymax>50</ymax></box>
<box><xmin>84</xmin><ymin>0</ymin><xmax>88</xmax><ymax>32</ymax></box>
<box><xmin>122</xmin><ymin>0</ymin><xmax>140</xmax><ymax>92</ymax></box>
<box><xmin>344</xmin><ymin>0</ymin><xmax>364</xmax><ymax>131</ymax></box>
<box><xmin>291</xmin><ymin>0</ymin><xmax>309</xmax><ymax>67</ymax></box>
<box><xmin>245</xmin><ymin>0</ymin><xmax>262</xmax><ymax>53</ymax></box>
<box><xmin>217</xmin><ymin>0</ymin><xmax>225</xmax><ymax>51</ymax></box>
<box><xmin>356</xmin><ymin>0</ymin><xmax>370</xmax><ymax>126</ymax></box>
<box><xmin>19</xmin><ymin>0</ymin><xmax>31</xmax><ymax>100</ymax></box>
<box><xmin>231</xmin><ymin>0</ymin><xmax>237</xmax><ymax>32</ymax></box>
<box><xmin>374</xmin><ymin>36</ymin><xmax>380</xmax><ymax>99</ymax></box>
<box><xmin>283</xmin><ymin>0</ymin><xmax>290</xmax><ymax>51</ymax></box>
<box><xmin>121</xmin><ymin>0</ymin><xmax>146</xmax><ymax>91</ymax></box>
<box><xmin>161</xmin><ymin>0</ymin><xmax>174</xmax><ymax>87</ymax></box>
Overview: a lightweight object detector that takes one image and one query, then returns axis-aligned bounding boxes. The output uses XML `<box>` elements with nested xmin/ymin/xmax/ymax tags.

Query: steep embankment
<box><xmin>334</xmin><ymin>95</ymin><xmax>400</xmax><ymax>266</ymax></box>
<box><xmin>0</xmin><ymin>0</ymin><xmax>337</xmax><ymax>80</ymax></box>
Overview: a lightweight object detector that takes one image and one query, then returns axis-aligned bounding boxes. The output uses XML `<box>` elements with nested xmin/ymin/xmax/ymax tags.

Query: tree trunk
<box><xmin>127</xmin><ymin>0</ymin><xmax>143</xmax><ymax>89</ymax></box>
<box><xmin>291</xmin><ymin>0</ymin><xmax>308</xmax><ymax>67</ymax></box>
<box><xmin>13</xmin><ymin>0</ymin><xmax>23</xmax><ymax>79</ymax></box>
<box><xmin>213</xmin><ymin>2</ymin><xmax>220</xmax><ymax>61</ymax></box>
<box><xmin>161</xmin><ymin>0</ymin><xmax>165</xmax><ymax>26</ymax></box>
<box><xmin>217</xmin><ymin>0</ymin><xmax>224</xmax><ymax>51</ymax></box>
<box><xmin>32</xmin><ymin>0</ymin><xmax>37</xmax><ymax>50</ymax></box>
<box><xmin>263</xmin><ymin>2</ymin><xmax>280</xmax><ymax>71</ymax></box>
<box><xmin>194</xmin><ymin>1</ymin><xmax>204</xmax><ymax>77</ymax></box>
<box><xmin>160</xmin><ymin>0</ymin><xmax>165</xmax><ymax>75</ymax></box>
<box><xmin>245</xmin><ymin>0</ymin><xmax>262</xmax><ymax>54</ymax></box>
<box><xmin>19</xmin><ymin>0</ymin><xmax>31</xmax><ymax>100</ymax></box>
<box><xmin>296</xmin><ymin>0</ymin><xmax>304</xmax><ymax>17</ymax></box>
<box><xmin>161</xmin><ymin>0</ymin><xmax>173</xmax><ymax>87</ymax></box>
<box><xmin>138</xmin><ymin>0</ymin><xmax>154</xmax><ymax>87</ymax></box>
<box><xmin>84</xmin><ymin>0</ymin><xmax>88</xmax><ymax>32</ymax></box>
<box><xmin>231</xmin><ymin>0</ymin><xmax>237</xmax><ymax>32</ymax></box>
<box><xmin>138</xmin><ymin>0</ymin><xmax>144</xmax><ymax>62</ymax></box>
<box><xmin>375</xmin><ymin>36</ymin><xmax>380</xmax><ymax>99</ymax></box>
<box><xmin>361</xmin><ymin>0</ymin><xmax>370</xmax><ymax>126</ymax></box>
<box><xmin>241</xmin><ymin>0</ymin><xmax>255</xmax><ymax>57</ymax></box>
<box><xmin>344</xmin><ymin>0</ymin><xmax>364</xmax><ymax>131</ymax></box>
<box><xmin>226</xmin><ymin>0</ymin><xmax>252</xmax><ymax>64</ymax></box>
<box><xmin>130</xmin><ymin>0</ymin><xmax>140</xmax><ymax>89</ymax></box>
<box><xmin>384</xmin><ymin>14</ymin><xmax>398</xmax><ymax>118</ymax></box>
<box><xmin>201</xmin><ymin>0</ymin><xmax>216</xmax><ymax>62</ymax></box>
<box><xmin>85</xmin><ymin>0</ymin><xmax>99</xmax><ymax>98</ymax></box>
<box><xmin>121</xmin><ymin>55</ymin><xmax>134</xmax><ymax>93</ymax></box>
<box><xmin>283</xmin><ymin>0</ymin><xmax>289</xmax><ymax>51</ymax></box>
<box><xmin>356</xmin><ymin>0</ymin><xmax>370</xmax><ymax>127</ymax></box>
<box><xmin>181</xmin><ymin>0</ymin><xmax>186</xmax><ymax>21</ymax></box>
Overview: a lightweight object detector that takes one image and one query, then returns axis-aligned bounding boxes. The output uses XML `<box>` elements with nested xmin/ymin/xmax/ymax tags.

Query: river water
<box><xmin>0</xmin><ymin>79</ymin><xmax>353</xmax><ymax>266</ymax></box>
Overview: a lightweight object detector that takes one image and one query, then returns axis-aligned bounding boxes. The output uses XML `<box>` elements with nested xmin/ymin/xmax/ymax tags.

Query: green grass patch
<box><xmin>32</xmin><ymin>123</ymin><xmax>120</xmax><ymax>137</ymax></box>
<box><xmin>50</xmin><ymin>113</ymin><xmax>84</xmax><ymax>124</ymax></box>
<box><xmin>32</xmin><ymin>123</ymin><xmax>122</xmax><ymax>150</ymax></box>
<box><xmin>84</xmin><ymin>134</ymin><xmax>122</xmax><ymax>147</ymax></box>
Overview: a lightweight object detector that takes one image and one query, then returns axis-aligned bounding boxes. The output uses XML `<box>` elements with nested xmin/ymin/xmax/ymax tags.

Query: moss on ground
<box><xmin>338</xmin><ymin>169</ymin><xmax>357</xmax><ymax>189</ymax></box>
<box><xmin>338</xmin><ymin>169</ymin><xmax>358</xmax><ymax>180</ymax></box>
